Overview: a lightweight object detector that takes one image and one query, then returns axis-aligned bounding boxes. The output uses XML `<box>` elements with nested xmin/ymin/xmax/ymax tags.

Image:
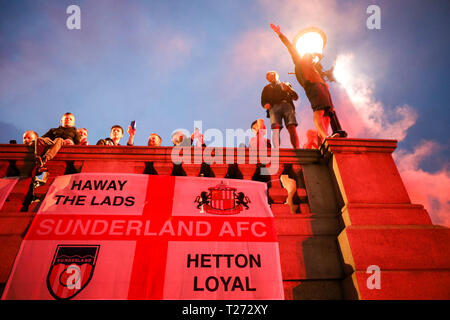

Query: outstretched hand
<box><xmin>128</xmin><ymin>125</ymin><xmax>136</xmax><ymax>136</ymax></box>
<box><xmin>191</xmin><ymin>128</ymin><xmax>204</xmax><ymax>147</ymax></box>
<box><xmin>270</xmin><ymin>23</ymin><xmax>281</xmax><ymax>35</ymax></box>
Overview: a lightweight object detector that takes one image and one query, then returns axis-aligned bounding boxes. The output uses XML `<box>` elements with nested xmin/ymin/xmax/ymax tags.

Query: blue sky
<box><xmin>0</xmin><ymin>0</ymin><xmax>448</xmax><ymax>173</ymax></box>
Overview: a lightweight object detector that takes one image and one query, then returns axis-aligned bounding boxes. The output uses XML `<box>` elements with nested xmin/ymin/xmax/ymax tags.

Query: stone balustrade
<box><xmin>2</xmin><ymin>144</ymin><xmax>346</xmax><ymax>299</ymax></box>
<box><xmin>3</xmin><ymin>139</ymin><xmax>446</xmax><ymax>299</ymax></box>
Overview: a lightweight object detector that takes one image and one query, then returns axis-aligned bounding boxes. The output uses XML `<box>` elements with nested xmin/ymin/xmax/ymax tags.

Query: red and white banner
<box><xmin>2</xmin><ymin>173</ymin><xmax>284</xmax><ymax>300</ymax></box>
<box><xmin>0</xmin><ymin>177</ymin><xmax>19</xmax><ymax>210</ymax></box>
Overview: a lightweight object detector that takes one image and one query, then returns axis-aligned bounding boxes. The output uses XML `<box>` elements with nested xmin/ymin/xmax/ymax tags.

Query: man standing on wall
<box><xmin>270</xmin><ymin>23</ymin><xmax>347</xmax><ymax>143</ymax></box>
<box><xmin>261</xmin><ymin>70</ymin><xmax>300</xmax><ymax>149</ymax></box>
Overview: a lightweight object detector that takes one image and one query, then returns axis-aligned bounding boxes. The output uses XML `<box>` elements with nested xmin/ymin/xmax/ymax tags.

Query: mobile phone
<box><xmin>130</xmin><ymin>121</ymin><xmax>136</xmax><ymax>130</ymax></box>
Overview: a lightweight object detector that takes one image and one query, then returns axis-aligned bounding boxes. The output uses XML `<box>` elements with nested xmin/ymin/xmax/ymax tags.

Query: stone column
<box><xmin>325</xmin><ymin>138</ymin><xmax>450</xmax><ymax>299</ymax></box>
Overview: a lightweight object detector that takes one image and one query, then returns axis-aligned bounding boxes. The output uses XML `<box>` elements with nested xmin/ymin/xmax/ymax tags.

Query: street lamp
<box><xmin>292</xmin><ymin>27</ymin><xmax>336</xmax><ymax>82</ymax></box>
<box><xmin>291</xmin><ymin>26</ymin><xmax>347</xmax><ymax>138</ymax></box>
<box><xmin>293</xmin><ymin>27</ymin><xmax>326</xmax><ymax>63</ymax></box>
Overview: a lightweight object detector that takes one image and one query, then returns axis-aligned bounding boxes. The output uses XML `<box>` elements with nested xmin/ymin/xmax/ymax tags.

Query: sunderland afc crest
<box><xmin>47</xmin><ymin>245</ymin><xmax>100</xmax><ymax>300</ymax></box>
<box><xmin>194</xmin><ymin>181</ymin><xmax>250</xmax><ymax>215</ymax></box>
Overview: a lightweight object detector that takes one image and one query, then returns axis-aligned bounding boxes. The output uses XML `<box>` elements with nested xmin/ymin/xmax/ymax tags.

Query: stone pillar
<box><xmin>325</xmin><ymin>138</ymin><xmax>450</xmax><ymax>299</ymax></box>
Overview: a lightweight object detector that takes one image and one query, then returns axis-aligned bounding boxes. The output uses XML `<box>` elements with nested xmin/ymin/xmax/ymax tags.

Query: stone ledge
<box><xmin>284</xmin><ymin>279</ymin><xmax>343</xmax><ymax>300</ymax></box>
<box><xmin>274</xmin><ymin>216</ymin><xmax>341</xmax><ymax>236</ymax></box>
<box><xmin>338</xmin><ymin>226</ymin><xmax>450</xmax><ymax>273</ymax></box>
<box><xmin>323</xmin><ymin>138</ymin><xmax>397</xmax><ymax>155</ymax></box>
<box><xmin>0</xmin><ymin>144</ymin><xmax>321</xmax><ymax>164</ymax></box>
<box><xmin>278</xmin><ymin>235</ymin><xmax>344</xmax><ymax>280</ymax></box>
<box><xmin>341</xmin><ymin>203</ymin><xmax>432</xmax><ymax>226</ymax></box>
<box><xmin>343</xmin><ymin>270</ymin><xmax>450</xmax><ymax>300</ymax></box>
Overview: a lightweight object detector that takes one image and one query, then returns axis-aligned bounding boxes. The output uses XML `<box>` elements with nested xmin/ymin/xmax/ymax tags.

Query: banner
<box><xmin>0</xmin><ymin>177</ymin><xmax>19</xmax><ymax>210</ymax></box>
<box><xmin>2</xmin><ymin>173</ymin><xmax>284</xmax><ymax>300</ymax></box>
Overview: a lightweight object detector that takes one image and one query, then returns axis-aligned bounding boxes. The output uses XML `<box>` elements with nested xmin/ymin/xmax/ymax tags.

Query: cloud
<box><xmin>0</xmin><ymin>121</ymin><xmax>24</xmax><ymax>144</ymax></box>
<box><xmin>333</xmin><ymin>53</ymin><xmax>418</xmax><ymax>141</ymax></box>
<box><xmin>228</xmin><ymin>29</ymin><xmax>291</xmax><ymax>81</ymax></box>
<box><xmin>225</xmin><ymin>0</ymin><xmax>449</xmax><ymax>225</ymax></box>
<box><xmin>330</xmin><ymin>54</ymin><xmax>448</xmax><ymax>227</ymax></box>
<box><xmin>145</xmin><ymin>33</ymin><xmax>194</xmax><ymax>74</ymax></box>
<box><xmin>221</xmin><ymin>0</ymin><xmax>369</xmax><ymax>146</ymax></box>
<box><xmin>331</xmin><ymin>56</ymin><xmax>448</xmax><ymax>227</ymax></box>
<box><xmin>394</xmin><ymin>141</ymin><xmax>450</xmax><ymax>227</ymax></box>
<box><xmin>258</xmin><ymin>0</ymin><xmax>362</xmax><ymax>39</ymax></box>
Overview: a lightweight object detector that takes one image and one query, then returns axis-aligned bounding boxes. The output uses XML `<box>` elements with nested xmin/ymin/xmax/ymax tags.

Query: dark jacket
<box><xmin>42</xmin><ymin>126</ymin><xmax>80</xmax><ymax>145</ymax></box>
<box><xmin>261</xmin><ymin>81</ymin><xmax>298</xmax><ymax>117</ymax></box>
<box><xmin>96</xmin><ymin>138</ymin><xmax>119</xmax><ymax>146</ymax></box>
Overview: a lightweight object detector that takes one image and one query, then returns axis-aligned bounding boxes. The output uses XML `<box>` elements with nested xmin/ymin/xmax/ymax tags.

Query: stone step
<box><xmin>278</xmin><ymin>235</ymin><xmax>344</xmax><ymax>281</ymax></box>
<box><xmin>0</xmin><ymin>178</ymin><xmax>33</xmax><ymax>212</ymax></box>
<box><xmin>299</xmin><ymin>203</ymin><xmax>310</xmax><ymax>214</ymax></box>
<box><xmin>270</xmin><ymin>204</ymin><xmax>293</xmax><ymax>216</ymax></box>
<box><xmin>338</xmin><ymin>225</ymin><xmax>450</xmax><ymax>273</ymax></box>
<box><xmin>270</xmin><ymin>203</ymin><xmax>311</xmax><ymax>215</ymax></box>
<box><xmin>270</xmin><ymin>204</ymin><xmax>335</xmax><ymax>218</ymax></box>
<box><xmin>0</xmin><ymin>211</ymin><xmax>34</xmax><ymax>235</ymax></box>
<box><xmin>297</xmin><ymin>188</ymin><xmax>308</xmax><ymax>201</ymax></box>
<box><xmin>268</xmin><ymin>187</ymin><xmax>288</xmax><ymax>204</ymax></box>
<box><xmin>274</xmin><ymin>216</ymin><xmax>341</xmax><ymax>236</ymax></box>
<box><xmin>0</xmin><ymin>235</ymin><xmax>23</xmax><ymax>283</ymax></box>
<box><xmin>343</xmin><ymin>270</ymin><xmax>450</xmax><ymax>300</ymax></box>
<box><xmin>284</xmin><ymin>279</ymin><xmax>343</xmax><ymax>300</ymax></box>
<box><xmin>342</xmin><ymin>203</ymin><xmax>433</xmax><ymax>226</ymax></box>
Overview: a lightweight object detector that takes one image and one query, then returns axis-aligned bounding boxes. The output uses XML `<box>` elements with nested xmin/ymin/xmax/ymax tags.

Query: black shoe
<box><xmin>327</xmin><ymin>133</ymin><xmax>340</xmax><ymax>138</ymax></box>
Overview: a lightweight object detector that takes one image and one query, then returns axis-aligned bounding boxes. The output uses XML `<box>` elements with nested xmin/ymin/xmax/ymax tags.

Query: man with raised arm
<box><xmin>270</xmin><ymin>23</ymin><xmax>346</xmax><ymax>143</ymax></box>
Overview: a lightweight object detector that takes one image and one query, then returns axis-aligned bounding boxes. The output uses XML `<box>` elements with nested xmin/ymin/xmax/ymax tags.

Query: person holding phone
<box><xmin>127</xmin><ymin>121</ymin><xmax>136</xmax><ymax>146</ymax></box>
<box><xmin>96</xmin><ymin>122</ymin><xmax>135</xmax><ymax>146</ymax></box>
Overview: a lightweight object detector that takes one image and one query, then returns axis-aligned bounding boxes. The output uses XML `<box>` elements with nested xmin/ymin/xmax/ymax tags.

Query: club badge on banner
<box><xmin>2</xmin><ymin>173</ymin><xmax>284</xmax><ymax>300</ymax></box>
